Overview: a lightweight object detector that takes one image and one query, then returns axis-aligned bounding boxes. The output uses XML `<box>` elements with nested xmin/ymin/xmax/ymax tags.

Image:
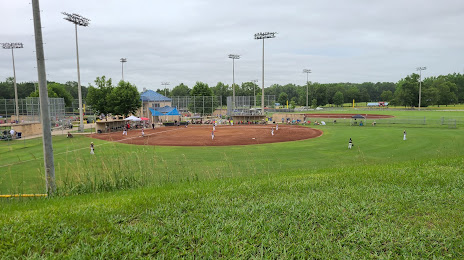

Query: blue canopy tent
<box><xmin>148</xmin><ymin>108</ymin><xmax>163</xmax><ymax>116</ymax></box>
<box><xmin>166</xmin><ymin>108</ymin><xmax>181</xmax><ymax>116</ymax></box>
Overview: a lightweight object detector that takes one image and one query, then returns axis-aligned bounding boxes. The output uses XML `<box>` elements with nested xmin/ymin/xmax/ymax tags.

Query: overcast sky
<box><xmin>1</xmin><ymin>0</ymin><xmax>464</xmax><ymax>92</ymax></box>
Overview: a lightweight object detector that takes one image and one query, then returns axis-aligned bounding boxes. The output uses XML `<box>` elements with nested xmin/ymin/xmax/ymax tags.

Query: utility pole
<box><xmin>416</xmin><ymin>67</ymin><xmax>426</xmax><ymax>110</ymax></box>
<box><xmin>161</xmin><ymin>82</ymin><xmax>170</xmax><ymax>121</ymax></box>
<box><xmin>251</xmin><ymin>79</ymin><xmax>258</xmax><ymax>107</ymax></box>
<box><xmin>228</xmin><ymin>54</ymin><xmax>240</xmax><ymax>111</ymax></box>
<box><xmin>32</xmin><ymin>0</ymin><xmax>56</xmax><ymax>195</ymax></box>
<box><xmin>120</xmin><ymin>58</ymin><xmax>127</xmax><ymax>81</ymax></box>
<box><xmin>303</xmin><ymin>69</ymin><xmax>312</xmax><ymax>108</ymax></box>
<box><xmin>1</xmin><ymin>42</ymin><xmax>23</xmax><ymax>122</ymax></box>
<box><xmin>62</xmin><ymin>12</ymin><xmax>90</xmax><ymax>133</ymax></box>
<box><xmin>254</xmin><ymin>32</ymin><xmax>276</xmax><ymax>115</ymax></box>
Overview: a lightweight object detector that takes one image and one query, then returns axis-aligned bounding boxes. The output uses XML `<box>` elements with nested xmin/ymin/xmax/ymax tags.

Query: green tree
<box><xmin>311</xmin><ymin>98</ymin><xmax>318</xmax><ymax>109</ymax></box>
<box><xmin>333</xmin><ymin>91</ymin><xmax>344</xmax><ymax>107</ymax></box>
<box><xmin>380</xmin><ymin>90</ymin><xmax>394</xmax><ymax>102</ymax></box>
<box><xmin>189</xmin><ymin>82</ymin><xmax>215</xmax><ymax>114</ymax></box>
<box><xmin>211</xmin><ymin>82</ymin><xmax>230</xmax><ymax>105</ymax></box>
<box><xmin>108</xmin><ymin>81</ymin><xmax>141</xmax><ymax>117</ymax></box>
<box><xmin>290</xmin><ymin>100</ymin><xmax>296</xmax><ymax>109</ymax></box>
<box><xmin>0</xmin><ymin>79</ymin><xmax>13</xmax><ymax>99</ymax></box>
<box><xmin>394</xmin><ymin>74</ymin><xmax>420</xmax><ymax>107</ymax></box>
<box><xmin>437</xmin><ymin>81</ymin><xmax>458</xmax><ymax>106</ymax></box>
<box><xmin>190</xmin><ymin>82</ymin><xmax>212</xmax><ymax>96</ymax></box>
<box><xmin>171</xmin><ymin>83</ymin><xmax>190</xmax><ymax>97</ymax></box>
<box><xmin>29</xmin><ymin>86</ymin><xmax>59</xmax><ymax>99</ymax></box>
<box><xmin>86</xmin><ymin>76</ymin><xmax>114</xmax><ymax>116</ymax></box>
<box><xmin>277</xmin><ymin>92</ymin><xmax>288</xmax><ymax>107</ymax></box>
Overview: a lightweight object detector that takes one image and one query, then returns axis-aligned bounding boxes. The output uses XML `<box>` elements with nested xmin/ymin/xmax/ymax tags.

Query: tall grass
<box><xmin>1</xmin><ymin>157</ymin><xmax>463</xmax><ymax>258</ymax></box>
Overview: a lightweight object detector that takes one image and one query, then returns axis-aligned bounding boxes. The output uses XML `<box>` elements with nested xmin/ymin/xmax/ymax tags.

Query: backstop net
<box><xmin>171</xmin><ymin>96</ymin><xmax>223</xmax><ymax>116</ymax></box>
<box><xmin>227</xmin><ymin>95</ymin><xmax>275</xmax><ymax>116</ymax></box>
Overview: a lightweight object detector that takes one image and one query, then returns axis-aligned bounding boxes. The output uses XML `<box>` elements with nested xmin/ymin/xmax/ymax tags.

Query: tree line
<box><xmin>162</xmin><ymin>73</ymin><xmax>464</xmax><ymax>108</ymax></box>
<box><xmin>1</xmin><ymin>72</ymin><xmax>463</xmax><ymax>110</ymax></box>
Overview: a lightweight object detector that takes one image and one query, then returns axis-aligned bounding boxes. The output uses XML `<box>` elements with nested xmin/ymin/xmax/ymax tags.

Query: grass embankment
<box><xmin>1</xmin><ymin>157</ymin><xmax>463</xmax><ymax>258</ymax></box>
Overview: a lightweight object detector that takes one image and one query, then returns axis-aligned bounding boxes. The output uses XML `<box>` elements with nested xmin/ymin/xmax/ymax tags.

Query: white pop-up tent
<box><xmin>123</xmin><ymin>115</ymin><xmax>142</xmax><ymax>121</ymax></box>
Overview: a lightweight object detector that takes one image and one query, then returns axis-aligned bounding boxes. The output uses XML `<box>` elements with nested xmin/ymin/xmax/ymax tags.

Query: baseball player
<box><xmin>276</xmin><ymin>124</ymin><xmax>279</xmax><ymax>131</ymax></box>
<box><xmin>403</xmin><ymin>130</ymin><xmax>407</xmax><ymax>141</ymax></box>
<box><xmin>271</xmin><ymin>128</ymin><xmax>274</xmax><ymax>136</ymax></box>
<box><xmin>211</xmin><ymin>130</ymin><xmax>215</xmax><ymax>140</ymax></box>
<box><xmin>122</xmin><ymin>126</ymin><xmax>127</xmax><ymax>136</ymax></box>
<box><xmin>348</xmin><ymin>138</ymin><xmax>353</xmax><ymax>149</ymax></box>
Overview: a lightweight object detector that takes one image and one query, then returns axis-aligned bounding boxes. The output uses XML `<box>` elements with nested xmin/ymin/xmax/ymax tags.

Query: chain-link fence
<box><xmin>227</xmin><ymin>95</ymin><xmax>275</xmax><ymax>116</ymax></box>
<box><xmin>0</xmin><ymin>98</ymin><xmax>65</xmax><ymax>124</ymax></box>
<box><xmin>171</xmin><ymin>96</ymin><xmax>222</xmax><ymax>116</ymax></box>
<box><xmin>302</xmin><ymin>116</ymin><xmax>462</xmax><ymax>128</ymax></box>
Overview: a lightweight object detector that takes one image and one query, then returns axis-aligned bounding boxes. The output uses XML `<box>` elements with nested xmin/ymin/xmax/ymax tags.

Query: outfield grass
<box><xmin>1</xmin><ymin>124</ymin><xmax>463</xmax><ymax>194</ymax></box>
<box><xmin>1</xmin><ymin>110</ymin><xmax>463</xmax><ymax>257</ymax></box>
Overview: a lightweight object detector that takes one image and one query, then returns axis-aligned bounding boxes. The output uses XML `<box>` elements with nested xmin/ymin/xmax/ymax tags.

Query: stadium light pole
<box><xmin>251</xmin><ymin>79</ymin><xmax>258</xmax><ymax>107</ymax></box>
<box><xmin>416</xmin><ymin>67</ymin><xmax>426</xmax><ymax>110</ymax></box>
<box><xmin>1</xmin><ymin>42</ymin><xmax>23</xmax><ymax>122</ymax></box>
<box><xmin>32</xmin><ymin>0</ymin><xmax>56</xmax><ymax>195</ymax></box>
<box><xmin>161</xmin><ymin>82</ymin><xmax>170</xmax><ymax>121</ymax></box>
<box><xmin>228</xmin><ymin>54</ymin><xmax>240</xmax><ymax>110</ymax></box>
<box><xmin>303</xmin><ymin>69</ymin><xmax>312</xmax><ymax>108</ymax></box>
<box><xmin>254</xmin><ymin>32</ymin><xmax>276</xmax><ymax>115</ymax></box>
<box><xmin>120</xmin><ymin>58</ymin><xmax>127</xmax><ymax>81</ymax></box>
<box><xmin>62</xmin><ymin>12</ymin><xmax>90</xmax><ymax>133</ymax></box>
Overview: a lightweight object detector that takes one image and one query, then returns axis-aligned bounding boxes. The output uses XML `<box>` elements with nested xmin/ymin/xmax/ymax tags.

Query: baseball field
<box><xmin>1</xmin><ymin>109</ymin><xmax>463</xmax><ymax>258</ymax></box>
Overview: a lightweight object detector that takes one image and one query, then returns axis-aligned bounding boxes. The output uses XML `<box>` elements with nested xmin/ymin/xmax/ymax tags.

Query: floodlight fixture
<box><xmin>416</xmin><ymin>66</ymin><xmax>427</xmax><ymax>110</ymax></box>
<box><xmin>254</xmin><ymin>31</ymin><xmax>277</xmax><ymax>114</ymax></box>
<box><xmin>61</xmin><ymin>12</ymin><xmax>90</xmax><ymax>27</ymax></box>
<box><xmin>1</xmin><ymin>42</ymin><xmax>24</xmax><ymax>121</ymax></box>
<box><xmin>229</xmin><ymin>54</ymin><xmax>241</xmax><ymax>109</ymax></box>
<box><xmin>1</xmin><ymin>42</ymin><xmax>24</xmax><ymax>49</ymax></box>
<box><xmin>161</xmin><ymin>82</ymin><xmax>170</xmax><ymax>97</ymax></box>
<box><xmin>228</xmin><ymin>54</ymin><xmax>240</xmax><ymax>59</ymax></box>
<box><xmin>254</xmin><ymin>32</ymin><xmax>277</xmax><ymax>40</ymax></box>
<box><xmin>62</xmin><ymin>11</ymin><xmax>91</xmax><ymax>132</ymax></box>
<box><xmin>120</xmin><ymin>58</ymin><xmax>127</xmax><ymax>80</ymax></box>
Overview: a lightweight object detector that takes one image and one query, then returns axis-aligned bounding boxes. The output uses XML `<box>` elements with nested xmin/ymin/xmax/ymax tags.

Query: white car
<box><xmin>316</xmin><ymin>107</ymin><xmax>323</xmax><ymax>110</ymax></box>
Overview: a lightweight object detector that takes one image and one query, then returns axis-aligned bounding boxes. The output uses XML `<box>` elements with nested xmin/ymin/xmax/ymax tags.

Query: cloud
<box><xmin>1</xmin><ymin>0</ymin><xmax>464</xmax><ymax>91</ymax></box>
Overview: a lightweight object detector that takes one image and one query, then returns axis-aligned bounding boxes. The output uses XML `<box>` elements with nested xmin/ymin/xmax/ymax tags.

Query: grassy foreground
<box><xmin>1</xmin><ymin>157</ymin><xmax>463</xmax><ymax>258</ymax></box>
<box><xmin>1</xmin><ymin>124</ymin><xmax>464</xmax><ymax>194</ymax></box>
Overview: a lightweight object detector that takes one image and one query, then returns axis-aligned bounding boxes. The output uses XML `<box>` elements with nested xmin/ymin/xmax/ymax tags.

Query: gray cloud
<box><xmin>1</xmin><ymin>0</ymin><xmax>463</xmax><ymax>92</ymax></box>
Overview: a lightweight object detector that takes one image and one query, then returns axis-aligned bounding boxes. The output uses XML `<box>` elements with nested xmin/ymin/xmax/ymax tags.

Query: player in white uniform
<box><xmin>403</xmin><ymin>130</ymin><xmax>407</xmax><ymax>140</ymax></box>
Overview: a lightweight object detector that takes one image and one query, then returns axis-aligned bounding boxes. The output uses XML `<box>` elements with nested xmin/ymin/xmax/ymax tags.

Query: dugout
<box><xmin>231</xmin><ymin>115</ymin><xmax>266</xmax><ymax>124</ymax></box>
<box><xmin>95</xmin><ymin>119</ymin><xmax>126</xmax><ymax>133</ymax></box>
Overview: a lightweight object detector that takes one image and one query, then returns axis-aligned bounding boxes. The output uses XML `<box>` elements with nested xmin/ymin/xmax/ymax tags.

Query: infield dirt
<box><xmin>89</xmin><ymin>124</ymin><xmax>322</xmax><ymax>147</ymax></box>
